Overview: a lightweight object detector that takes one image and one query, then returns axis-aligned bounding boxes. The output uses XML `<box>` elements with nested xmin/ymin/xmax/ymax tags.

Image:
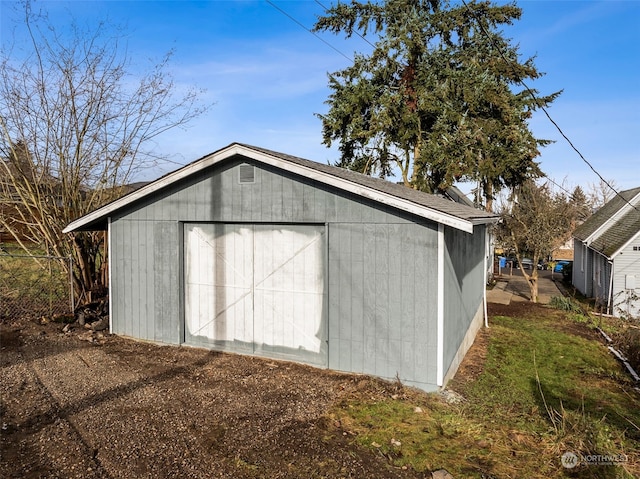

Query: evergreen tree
<box><xmin>314</xmin><ymin>0</ymin><xmax>560</xmax><ymax>210</ymax></box>
<box><xmin>569</xmin><ymin>185</ymin><xmax>592</xmax><ymax>223</ymax></box>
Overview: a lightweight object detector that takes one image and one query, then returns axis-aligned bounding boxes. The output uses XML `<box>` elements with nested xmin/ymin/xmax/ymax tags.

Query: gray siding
<box><xmin>591</xmin><ymin>251</ymin><xmax>610</xmax><ymax>306</ymax></box>
<box><xmin>114</xmin><ymin>160</ymin><xmax>404</xmax><ymax>225</ymax></box>
<box><xmin>110</xmin><ymin>160</ymin><xmax>417</xmax><ymax>344</ymax></box>
<box><xmin>108</xmin><ymin>157</ymin><xmax>484</xmax><ymax>390</ymax></box>
<box><xmin>327</xmin><ymin>222</ymin><xmax>439</xmax><ymax>389</ymax></box>
<box><xmin>443</xmin><ymin>225</ymin><xmax>486</xmax><ymax>373</ymax></box>
<box><xmin>111</xmin><ymin>220</ymin><xmax>180</xmax><ymax>343</ymax></box>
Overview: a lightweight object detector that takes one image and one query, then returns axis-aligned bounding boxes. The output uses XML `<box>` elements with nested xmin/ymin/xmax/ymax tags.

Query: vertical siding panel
<box><xmin>154</xmin><ymin>222</ymin><xmax>179</xmax><ymax>343</ymax></box>
<box><xmin>169</xmin><ymin>222</ymin><xmax>179</xmax><ymax>342</ymax></box>
<box><xmin>400</xmin><ymin>224</ymin><xmax>416</xmax><ymax>381</ymax></box>
<box><xmin>122</xmin><ymin>221</ymin><xmax>133</xmax><ymax>337</ymax></box>
<box><xmin>197</xmin><ymin>179</ymin><xmax>208</xmax><ymax>221</ymax></box>
<box><xmin>146</xmin><ymin>221</ymin><xmax>155</xmax><ymax>340</ymax></box>
<box><xmin>130</xmin><ymin>220</ymin><xmax>141</xmax><ymax>340</ymax></box>
<box><xmin>247</xmin><ymin>169</ymin><xmax>261</xmax><ymax>221</ymax></box>
<box><xmin>362</xmin><ymin>224</ymin><xmax>376</xmax><ymax>375</ymax></box>
<box><xmin>333</xmin><ymin>196</ymin><xmax>349</xmax><ymax>223</ymax></box>
<box><xmin>337</xmin><ymin>226</ymin><xmax>352</xmax><ymax>370</ymax></box>
<box><xmin>349</xmin><ymin>194</ymin><xmax>363</xmax><ymax>223</ymax></box>
<box><xmin>388</xmin><ymin>224</ymin><xmax>402</xmax><ymax>341</ymax></box>
<box><xmin>360</xmin><ymin>198</ymin><xmax>374</xmax><ymax>223</ymax></box>
<box><xmin>112</xmin><ymin>221</ymin><xmax>124</xmax><ymax>335</ymax></box>
<box><xmin>387</xmin><ymin>223</ymin><xmax>403</xmax><ymax>377</ymax></box>
<box><xmin>324</xmin><ymin>187</ymin><xmax>336</xmax><ymax>222</ymax></box>
<box><xmin>183</xmin><ymin>182</ymin><xmax>195</xmax><ymax>221</ymax></box>
<box><xmin>168</xmin><ymin>184</ymin><xmax>179</xmax><ymax>221</ymax></box>
<box><xmin>374</xmin><ymin>224</ymin><xmax>389</xmax><ymax>378</ymax></box>
<box><xmin>291</xmin><ymin>180</ymin><xmax>304</xmax><ymax>221</ymax></box>
<box><xmin>413</xmin><ymin>226</ymin><xmax>430</xmax><ymax>384</ymax></box>
<box><xmin>302</xmin><ymin>183</ymin><xmax>315</xmax><ymax>221</ymax></box>
<box><xmin>229</xmin><ymin>170</ymin><xmax>240</xmax><ymax>221</ymax></box>
<box><xmin>281</xmin><ymin>176</ymin><xmax>294</xmax><ymax>222</ymax></box>
<box><xmin>328</xmin><ymin>225</ymin><xmax>340</xmax><ymax>368</ymax></box>
<box><xmin>350</xmin><ymin>224</ymin><xmax>365</xmax><ymax>373</ymax></box>
<box><xmin>314</xmin><ymin>187</ymin><xmax>328</xmax><ymax>221</ymax></box>
<box><xmin>241</xmin><ymin>181</ymin><xmax>254</xmax><ymax>222</ymax></box>
<box><xmin>270</xmin><ymin>172</ymin><xmax>283</xmax><ymax>222</ymax></box>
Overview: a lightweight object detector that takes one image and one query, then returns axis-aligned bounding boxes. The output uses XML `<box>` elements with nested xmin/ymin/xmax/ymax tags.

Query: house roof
<box><xmin>63</xmin><ymin>143</ymin><xmax>499</xmax><ymax>234</ymax></box>
<box><xmin>573</xmin><ymin>186</ymin><xmax>640</xmax><ymax>258</ymax></box>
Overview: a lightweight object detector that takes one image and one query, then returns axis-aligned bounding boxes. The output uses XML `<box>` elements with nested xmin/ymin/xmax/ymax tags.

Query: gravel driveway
<box><xmin>1</xmin><ymin>318</ymin><xmax>423</xmax><ymax>479</ymax></box>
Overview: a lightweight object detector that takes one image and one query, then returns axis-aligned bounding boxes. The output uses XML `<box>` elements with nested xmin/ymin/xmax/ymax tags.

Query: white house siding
<box><xmin>612</xmin><ymin>238</ymin><xmax>640</xmax><ymax>318</ymax></box>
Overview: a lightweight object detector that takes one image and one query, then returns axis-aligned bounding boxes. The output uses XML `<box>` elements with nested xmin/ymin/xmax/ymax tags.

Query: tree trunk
<box><xmin>528</xmin><ymin>276</ymin><xmax>539</xmax><ymax>303</ymax></box>
<box><xmin>484</xmin><ymin>179</ymin><xmax>494</xmax><ymax>212</ymax></box>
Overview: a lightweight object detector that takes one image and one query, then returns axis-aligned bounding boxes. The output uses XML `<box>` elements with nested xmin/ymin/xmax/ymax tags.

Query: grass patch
<box><xmin>329</xmin><ymin>307</ymin><xmax>640</xmax><ymax>478</ymax></box>
<box><xmin>0</xmin><ymin>253</ymin><xmax>71</xmax><ymax>319</ymax></box>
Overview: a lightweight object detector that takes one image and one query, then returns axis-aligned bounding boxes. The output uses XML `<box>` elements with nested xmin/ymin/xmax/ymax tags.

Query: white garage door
<box><xmin>184</xmin><ymin>223</ymin><xmax>326</xmax><ymax>365</ymax></box>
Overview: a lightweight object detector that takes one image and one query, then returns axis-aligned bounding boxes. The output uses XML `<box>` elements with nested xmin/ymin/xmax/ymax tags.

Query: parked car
<box><xmin>553</xmin><ymin>260</ymin><xmax>571</xmax><ymax>273</ymax></box>
<box><xmin>519</xmin><ymin>258</ymin><xmax>534</xmax><ymax>270</ymax></box>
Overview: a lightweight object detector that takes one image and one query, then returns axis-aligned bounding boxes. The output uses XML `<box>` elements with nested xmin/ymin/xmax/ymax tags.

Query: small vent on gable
<box><xmin>239</xmin><ymin>164</ymin><xmax>255</xmax><ymax>184</ymax></box>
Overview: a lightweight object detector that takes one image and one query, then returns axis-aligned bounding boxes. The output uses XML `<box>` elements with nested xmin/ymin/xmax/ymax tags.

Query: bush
<box><xmin>615</xmin><ymin>327</ymin><xmax>640</xmax><ymax>373</ymax></box>
<box><xmin>549</xmin><ymin>296</ymin><xmax>583</xmax><ymax>313</ymax></box>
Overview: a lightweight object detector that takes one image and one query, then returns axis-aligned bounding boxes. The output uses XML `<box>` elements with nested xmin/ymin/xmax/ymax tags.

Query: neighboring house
<box><xmin>572</xmin><ymin>186</ymin><xmax>640</xmax><ymax>318</ymax></box>
<box><xmin>551</xmin><ymin>238</ymin><xmax>574</xmax><ymax>261</ymax></box>
<box><xmin>64</xmin><ymin>143</ymin><xmax>499</xmax><ymax>391</ymax></box>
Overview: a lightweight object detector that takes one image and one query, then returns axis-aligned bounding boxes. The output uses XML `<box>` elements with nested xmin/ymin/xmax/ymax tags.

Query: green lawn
<box><xmin>328</xmin><ymin>306</ymin><xmax>640</xmax><ymax>478</ymax></box>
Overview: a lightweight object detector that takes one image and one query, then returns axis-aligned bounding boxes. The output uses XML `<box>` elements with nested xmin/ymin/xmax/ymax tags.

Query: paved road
<box><xmin>487</xmin><ymin>267</ymin><xmax>567</xmax><ymax>305</ymax></box>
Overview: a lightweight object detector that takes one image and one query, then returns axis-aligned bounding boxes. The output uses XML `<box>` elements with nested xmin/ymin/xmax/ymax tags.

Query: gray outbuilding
<box><xmin>64</xmin><ymin>143</ymin><xmax>499</xmax><ymax>391</ymax></box>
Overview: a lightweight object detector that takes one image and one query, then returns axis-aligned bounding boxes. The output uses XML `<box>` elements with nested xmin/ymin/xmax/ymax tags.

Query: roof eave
<box><xmin>63</xmin><ymin>143</ymin><xmax>496</xmax><ymax>235</ymax></box>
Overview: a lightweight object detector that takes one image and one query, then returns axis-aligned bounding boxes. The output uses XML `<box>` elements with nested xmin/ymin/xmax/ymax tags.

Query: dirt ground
<box><xmin>1</xmin><ymin>316</ymin><xmax>433</xmax><ymax>479</ymax></box>
<box><xmin>2</xmin><ymin>301</ymin><xmax>617</xmax><ymax>478</ymax></box>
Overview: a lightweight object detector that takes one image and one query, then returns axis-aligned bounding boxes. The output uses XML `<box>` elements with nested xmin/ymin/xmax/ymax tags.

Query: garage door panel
<box><xmin>253</xmin><ymin>225</ymin><xmax>325</xmax><ymax>363</ymax></box>
<box><xmin>184</xmin><ymin>223</ymin><xmax>326</xmax><ymax>366</ymax></box>
<box><xmin>184</xmin><ymin>224</ymin><xmax>253</xmax><ymax>349</ymax></box>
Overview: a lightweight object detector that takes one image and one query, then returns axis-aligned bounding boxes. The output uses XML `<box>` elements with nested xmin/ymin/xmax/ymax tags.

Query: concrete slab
<box><xmin>488</xmin><ymin>270</ymin><xmax>565</xmax><ymax>305</ymax></box>
<box><xmin>486</xmin><ymin>281</ymin><xmax>513</xmax><ymax>305</ymax></box>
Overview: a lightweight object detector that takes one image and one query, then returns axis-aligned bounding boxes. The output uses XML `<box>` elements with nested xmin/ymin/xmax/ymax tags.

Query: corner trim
<box><xmin>437</xmin><ymin>223</ymin><xmax>445</xmax><ymax>386</ymax></box>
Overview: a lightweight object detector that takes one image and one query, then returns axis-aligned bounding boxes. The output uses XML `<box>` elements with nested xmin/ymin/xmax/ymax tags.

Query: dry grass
<box><xmin>329</xmin><ymin>306</ymin><xmax>640</xmax><ymax>478</ymax></box>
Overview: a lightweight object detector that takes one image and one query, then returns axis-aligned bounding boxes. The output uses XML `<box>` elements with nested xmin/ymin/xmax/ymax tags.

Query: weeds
<box><xmin>330</xmin><ymin>310</ymin><xmax>640</xmax><ymax>478</ymax></box>
<box><xmin>549</xmin><ymin>295</ymin><xmax>584</xmax><ymax>313</ymax></box>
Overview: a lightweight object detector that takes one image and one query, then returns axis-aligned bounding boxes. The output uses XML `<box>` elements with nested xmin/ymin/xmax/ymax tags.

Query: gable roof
<box><xmin>573</xmin><ymin>186</ymin><xmax>640</xmax><ymax>258</ymax></box>
<box><xmin>63</xmin><ymin>143</ymin><xmax>499</xmax><ymax>234</ymax></box>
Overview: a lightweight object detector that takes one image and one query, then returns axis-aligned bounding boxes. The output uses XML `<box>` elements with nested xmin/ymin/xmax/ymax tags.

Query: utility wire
<box><xmin>314</xmin><ymin>0</ymin><xmax>378</xmax><ymax>50</ymax></box>
<box><xmin>271</xmin><ymin>0</ymin><xmax>636</xmax><ymax>212</ymax></box>
<box><xmin>459</xmin><ymin>0</ymin><xmax>638</xmax><ymax>213</ymax></box>
<box><xmin>265</xmin><ymin>0</ymin><xmax>353</xmax><ymax>62</ymax></box>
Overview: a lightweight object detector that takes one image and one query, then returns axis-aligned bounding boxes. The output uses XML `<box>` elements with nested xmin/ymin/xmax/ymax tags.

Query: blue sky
<box><xmin>1</xmin><ymin>0</ymin><xmax>639</xmax><ymax>196</ymax></box>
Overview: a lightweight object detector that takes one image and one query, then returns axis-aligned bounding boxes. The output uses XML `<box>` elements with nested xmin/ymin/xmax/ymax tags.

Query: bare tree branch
<box><xmin>0</xmin><ymin>2</ymin><xmax>210</xmax><ymax>303</ymax></box>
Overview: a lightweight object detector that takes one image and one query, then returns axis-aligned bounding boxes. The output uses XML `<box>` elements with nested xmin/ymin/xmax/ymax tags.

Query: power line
<box><xmin>314</xmin><ymin>0</ymin><xmax>378</xmax><ymax>50</ymax></box>
<box><xmin>459</xmin><ymin>0</ymin><xmax>638</xmax><ymax>213</ymax></box>
<box><xmin>265</xmin><ymin>0</ymin><xmax>353</xmax><ymax>62</ymax></box>
<box><xmin>270</xmin><ymin>0</ymin><xmax>637</xmax><ymax>212</ymax></box>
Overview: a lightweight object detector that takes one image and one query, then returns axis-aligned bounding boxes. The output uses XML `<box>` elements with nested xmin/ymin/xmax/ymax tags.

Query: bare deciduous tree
<box><xmin>497</xmin><ymin>181</ymin><xmax>574</xmax><ymax>302</ymax></box>
<box><xmin>0</xmin><ymin>3</ymin><xmax>208</xmax><ymax>303</ymax></box>
<box><xmin>588</xmin><ymin>178</ymin><xmax>618</xmax><ymax>211</ymax></box>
